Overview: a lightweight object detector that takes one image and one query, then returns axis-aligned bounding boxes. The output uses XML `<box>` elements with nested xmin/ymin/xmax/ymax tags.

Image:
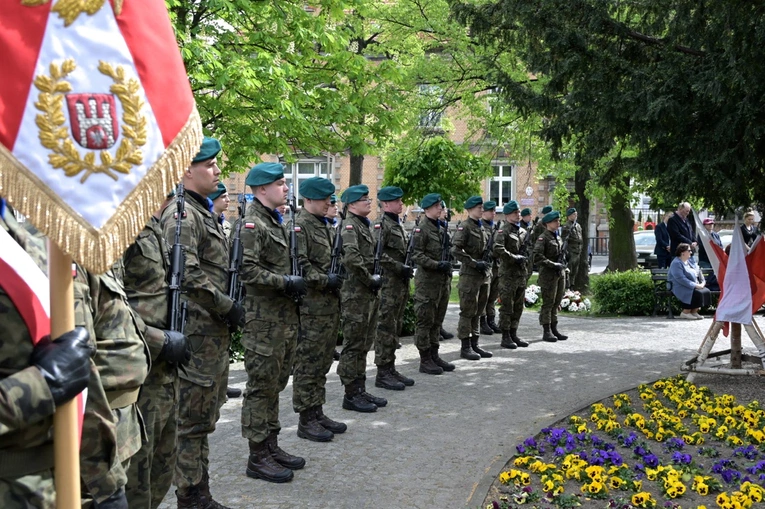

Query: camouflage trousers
<box><xmin>483</xmin><ymin>270</ymin><xmax>500</xmax><ymax>319</ymax></box>
<box><xmin>538</xmin><ymin>269</ymin><xmax>565</xmax><ymax>325</ymax></box>
<box><xmin>567</xmin><ymin>250</ymin><xmax>582</xmax><ymax>289</ymax></box>
<box><xmin>0</xmin><ymin>471</ymin><xmax>54</xmax><ymax>508</ymax></box>
<box><xmin>125</xmin><ymin>366</ymin><xmax>180</xmax><ymax>509</ymax></box>
<box><xmin>174</xmin><ymin>334</ymin><xmax>229</xmax><ymax>491</ymax></box>
<box><xmin>292</xmin><ymin>313</ymin><xmax>339</xmax><ymax>413</ymax></box>
<box><xmin>374</xmin><ymin>277</ymin><xmax>409</xmax><ymax>366</ymax></box>
<box><xmin>414</xmin><ymin>278</ymin><xmax>449</xmax><ymax>351</ymax></box>
<box><xmin>338</xmin><ymin>288</ymin><xmax>379</xmax><ymax>386</ymax></box>
<box><xmin>242</xmin><ymin>320</ymin><xmax>298</xmax><ymax>443</ymax></box>
<box><xmin>498</xmin><ymin>275</ymin><xmax>526</xmax><ymax>330</ymax></box>
<box><xmin>457</xmin><ymin>274</ymin><xmax>489</xmax><ymax>339</ymax></box>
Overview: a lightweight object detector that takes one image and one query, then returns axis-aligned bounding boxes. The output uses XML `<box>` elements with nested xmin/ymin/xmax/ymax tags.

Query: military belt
<box><xmin>0</xmin><ymin>443</ymin><xmax>53</xmax><ymax>478</ymax></box>
<box><xmin>105</xmin><ymin>387</ymin><xmax>140</xmax><ymax>409</ymax></box>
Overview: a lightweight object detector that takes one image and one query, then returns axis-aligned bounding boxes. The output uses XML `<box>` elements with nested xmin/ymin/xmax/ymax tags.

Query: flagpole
<box><xmin>49</xmin><ymin>242</ymin><xmax>80</xmax><ymax>508</ymax></box>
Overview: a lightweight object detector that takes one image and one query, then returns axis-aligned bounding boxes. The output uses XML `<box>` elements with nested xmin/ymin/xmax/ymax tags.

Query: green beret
<box><xmin>483</xmin><ymin>200</ymin><xmax>497</xmax><ymax>211</ymax></box>
<box><xmin>341</xmin><ymin>184</ymin><xmax>369</xmax><ymax>205</ymax></box>
<box><xmin>420</xmin><ymin>193</ymin><xmax>442</xmax><ymax>209</ymax></box>
<box><xmin>208</xmin><ymin>182</ymin><xmax>227</xmax><ymax>201</ymax></box>
<box><xmin>378</xmin><ymin>186</ymin><xmax>404</xmax><ymax>202</ymax></box>
<box><xmin>542</xmin><ymin>211</ymin><xmax>561</xmax><ymax>224</ymax></box>
<box><xmin>330</xmin><ymin>194</ymin><xmax>337</xmax><ymax>204</ymax></box>
<box><xmin>503</xmin><ymin>200</ymin><xmax>519</xmax><ymax>215</ymax></box>
<box><xmin>167</xmin><ymin>188</ymin><xmax>176</xmax><ymax>199</ymax></box>
<box><xmin>440</xmin><ymin>200</ymin><xmax>446</xmax><ymax>208</ymax></box>
<box><xmin>246</xmin><ymin>162</ymin><xmax>284</xmax><ymax>187</ymax></box>
<box><xmin>541</xmin><ymin>205</ymin><xmax>553</xmax><ymax>214</ymax></box>
<box><xmin>464</xmin><ymin>196</ymin><xmax>483</xmax><ymax>210</ymax></box>
<box><xmin>192</xmin><ymin>136</ymin><xmax>221</xmax><ymax>163</ymax></box>
<box><xmin>520</xmin><ymin>208</ymin><xmax>531</xmax><ymax>217</ymax></box>
<box><xmin>299</xmin><ymin>177</ymin><xmax>335</xmax><ymax>200</ymax></box>
<box><xmin>566</xmin><ymin>207</ymin><xmax>577</xmax><ymax>216</ymax></box>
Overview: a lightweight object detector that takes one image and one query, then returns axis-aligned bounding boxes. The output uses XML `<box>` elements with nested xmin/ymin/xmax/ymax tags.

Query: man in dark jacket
<box><xmin>654</xmin><ymin>212</ymin><xmax>672</xmax><ymax>268</ymax></box>
<box><xmin>667</xmin><ymin>203</ymin><xmax>696</xmax><ymax>259</ymax></box>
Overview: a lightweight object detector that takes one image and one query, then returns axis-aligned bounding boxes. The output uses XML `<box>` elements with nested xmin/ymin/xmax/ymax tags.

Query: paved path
<box><xmin>160</xmin><ymin>306</ymin><xmax>727</xmax><ymax>509</ymax></box>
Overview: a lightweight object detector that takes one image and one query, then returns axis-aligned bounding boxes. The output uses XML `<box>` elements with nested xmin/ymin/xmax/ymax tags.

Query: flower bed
<box><xmin>485</xmin><ymin>376</ymin><xmax>765</xmax><ymax>509</ymax></box>
<box><xmin>560</xmin><ymin>290</ymin><xmax>591</xmax><ymax>313</ymax></box>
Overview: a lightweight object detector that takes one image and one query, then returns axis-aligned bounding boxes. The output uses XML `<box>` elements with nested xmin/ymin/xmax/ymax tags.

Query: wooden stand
<box><xmin>683</xmin><ymin>318</ymin><xmax>765</xmax><ymax>382</ymax></box>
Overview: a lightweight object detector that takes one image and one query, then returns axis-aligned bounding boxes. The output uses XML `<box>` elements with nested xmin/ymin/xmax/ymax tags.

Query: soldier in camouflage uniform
<box><xmin>373</xmin><ymin>186</ymin><xmax>416</xmax><ymax>391</ymax></box>
<box><xmin>412</xmin><ymin>194</ymin><xmax>455</xmax><ymax>375</ymax></box>
<box><xmin>452</xmin><ymin>196</ymin><xmax>493</xmax><ymax>360</ymax></box>
<box><xmin>480</xmin><ymin>201</ymin><xmax>502</xmax><ymax>335</ymax></box>
<box><xmin>0</xmin><ymin>200</ymin><xmax>91</xmax><ymax>509</ymax></box>
<box><xmin>520</xmin><ymin>208</ymin><xmax>534</xmax><ymax>285</ymax></box>
<box><xmin>492</xmin><ymin>201</ymin><xmax>531</xmax><ymax>350</ymax></box>
<box><xmin>160</xmin><ymin>137</ymin><xmax>243</xmax><ymax>508</ymax></box>
<box><xmin>123</xmin><ymin>195</ymin><xmax>191</xmax><ymax>509</ymax></box>
<box><xmin>291</xmin><ymin>177</ymin><xmax>347</xmax><ymax>443</ymax></box>
<box><xmin>562</xmin><ymin>207</ymin><xmax>583</xmax><ymax>290</ymax></box>
<box><xmin>240</xmin><ymin>163</ymin><xmax>306</xmax><ymax>483</ymax></box>
<box><xmin>325</xmin><ymin>194</ymin><xmax>343</xmax><ymax>362</ymax></box>
<box><xmin>529</xmin><ymin>205</ymin><xmax>553</xmax><ymax>283</ymax></box>
<box><xmin>337</xmin><ymin>185</ymin><xmax>387</xmax><ymax>413</ymax></box>
<box><xmin>533</xmin><ymin>210</ymin><xmax>569</xmax><ymax>343</ymax></box>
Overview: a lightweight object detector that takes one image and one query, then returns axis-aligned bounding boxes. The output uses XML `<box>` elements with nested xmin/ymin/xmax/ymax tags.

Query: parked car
<box><xmin>717</xmin><ymin>229</ymin><xmax>733</xmax><ymax>250</ymax></box>
<box><xmin>634</xmin><ymin>230</ymin><xmax>658</xmax><ymax>268</ymax></box>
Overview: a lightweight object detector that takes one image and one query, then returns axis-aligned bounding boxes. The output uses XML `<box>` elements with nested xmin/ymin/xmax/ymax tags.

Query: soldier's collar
<box><xmin>471</xmin><ymin>218</ymin><xmax>481</xmax><ymax>227</ymax></box>
<box><xmin>253</xmin><ymin>197</ymin><xmax>283</xmax><ymax>224</ymax></box>
<box><xmin>312</xmin><ymin>212</ymin><xmax>329</xmax><ymax>225</ymax></box>
<box><xmin>185</xmin><ymin>189</ymin><xmax>208</xmax><ymax>208</ymax></box>
<box><xmin>350</xmin><ymin>212</ymin><xmax>370</xmax><ymax>227</ymax></box>
<box><xmin>384</xmin><ymin>211</ymin><xmax>400</xmax><ymax>223</ymax></box>
<box><xmin>427</xmin><ymin>217</ymin><xmax>439</xmax><ymax>226</ymax></box>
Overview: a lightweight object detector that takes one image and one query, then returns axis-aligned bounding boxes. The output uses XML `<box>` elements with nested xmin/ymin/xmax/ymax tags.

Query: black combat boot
<box><xmin>419</xmin><ymin>348</ymin><xmax>443</xmax><ymax>375</ymax></box>
<box><xmin>440</xmin><ymin>327</ymin><xmax>455</xmax><ymax>340</ymax></box>
<box><xmin>375</xmin><ymin>363</ymin><xmax>406</xmax><ymax>391</ymax></box>
<box><xmin>226</xmin><ymin>387</ymin><xmax>242</xmax><ymax>398</ymax></box>
<box><xmin>342</xmin><ymin>381</ymin><xmax>377</xmax><ymax>412</ymax></box>
<box><xmin>333</xmin><ymin>349</ymin><xmax>341</xmax><ymax>361</ymax></box>
<box><xmin>480</xmin><ymin>316</ymin><xmax>494</xmax><ymax>335</ymax></box>
<box><xmin>551</xmin><ymin>322</ymin><xmax>568</xmax><ymax>341</ymax></box>
<box><xmin>390</xmin><ymin>363</ymin><xmax>415</xmax><ymax>386</ymax></box>
<box><xmin>359</xmin><ymin>380</ymin><xmax>388</xmax><ymax>407</ymax></box>
<box><xmin>198</xmin><ymin>470</ymin><xmax>233</xmax><ymax>509</ymax></box>
<box><xmin>297</xmin><ymin>408</ymin><xmax>333</xmax><ymax>442</ymax></box>
<box><xmin>487</xmin><ymin>316</ymin><xmax>502</xmax><ymax>333</ymax></box>
<box><xmin>471</xmin><ymin>336</ymin><xmax>493</xmax><ymax>358</ymax></box>
<box><xmin>542</xmin><ymin>324</ymin><xmax>557</xmax><ymax>342</ymax></box>
<box><xmin>246</xmin><ymin>440</ymin><xmax>293</xmax><ymax>483</ymax></box>
<box><xmin>510</xmin><ymin>328</ymin><xmax>529</xmax><ymax>347</ymax></box>
<box><xmin>316</xmin><ymin>406</ymin><xmax>347</xmax><ymax>434</ymax></box>
<box><xmin>500</xmin><ymin>331</ymin><xmax>517</xmax><ymax>349</ymax></box>
<box><xmin>176</xmin><ymin>486</ymin><xmax>202</xmax><ymax>509</ymax></box>
<box><xmin>460</xmin><ymin>338</ymin><xmax>481</xmax><ymax>360</ymax></box>
<box><xmin>431</xmin><ymin>344</ymin><xmax>455</xmax><ymax>371</ymax></box>
<box><xmin>266</xmin><ymin>432</ymin><xmax>305</xmax><ymax>470</ymax></box>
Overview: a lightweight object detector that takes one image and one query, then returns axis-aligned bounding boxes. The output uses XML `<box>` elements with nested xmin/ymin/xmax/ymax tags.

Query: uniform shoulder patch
<box><xmin>294</xmin><ymin>226</ymin><xmax>302</xmax><ymax>232</ymax></box>
<box><xmin>374</xmin><ymin>224</ymin><xmax>381</xmax><ymax>229</ymax></box>
<box><xmin>71</xmin><ymin>262</ymin><xmax>77</xmax><ymax>278</ymax></box>
<box><xmin>538</xmin><ymin>236</ymin><xmax>544</xmax><ymax>241</ymax></box>
<box><xmin>414</xmin><ymin>228</ymin><xmax>421</xmax><ymax>233</ymax></box>
<box><xmin>173</xmin><ymin>211</ymin><xmax>187</xmax><ymax>219</ymax></box>
<box><xmin>457</xmin><ymin>226</ymin><xmax>464</xmax><ymax>231</ymax></box>
<box><xmin>345</xmin><ymin>224</ymin><xmax>354</xmax><ymax>230</ymax></box>
<box><xmin>497</xmin><ymin>229</ymin><xmax>503</xmax><ymax>233</ymax></box>
<box><xmin>245</xmin><ymin>222</ymin><xmax>256</xmax><ymax>229</ymax></box>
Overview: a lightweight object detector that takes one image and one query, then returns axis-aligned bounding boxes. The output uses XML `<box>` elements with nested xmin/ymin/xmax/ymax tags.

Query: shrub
<box><xmin>591</xmin><ymin>269</ymin><xmax>654</xmax><ymax>315</ymax></box>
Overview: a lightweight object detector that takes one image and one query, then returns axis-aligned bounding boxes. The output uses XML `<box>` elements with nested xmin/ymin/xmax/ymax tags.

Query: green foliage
<box><xmin>230</xmin><ymin>329</ymin><xmax>244</xmax><ymax>363</ymax></box>
<box><xmin>401</xmin><ymin>294</ymin><xmax>416</xmax><ymax>336</ymax></box>
<box><xmin>590</xmin><ymin>270</ymin><xmax>654</xmax><ymax>316</ymax></box>
<box><xmin>382</xmin><ymin>135</ymin><xmax>493</xmax><ymax>209</ymax></box>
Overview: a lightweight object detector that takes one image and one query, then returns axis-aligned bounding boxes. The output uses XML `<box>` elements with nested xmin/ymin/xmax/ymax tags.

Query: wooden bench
<box><xmin>651</xmin><ymin>267</ymin><xmax>721</xmax><ymax>318</ymax></box>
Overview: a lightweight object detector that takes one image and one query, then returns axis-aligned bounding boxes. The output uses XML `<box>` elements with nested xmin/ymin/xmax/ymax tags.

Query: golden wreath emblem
<box><xmin>22</xmin><ymin>0</ymin><xmax>123</xmax><ymax>27</ymax></box>
<box><xmin>34</xmin><ymin>59</ymin><xmax>146</xmax><ymax>183</ymax></box>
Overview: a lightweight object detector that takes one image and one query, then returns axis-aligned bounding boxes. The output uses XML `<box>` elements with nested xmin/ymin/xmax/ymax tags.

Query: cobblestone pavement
<box><xmin>159</xmin><ymin>307</ymin><xmax>734</xmax><ymax>509</ymax></box>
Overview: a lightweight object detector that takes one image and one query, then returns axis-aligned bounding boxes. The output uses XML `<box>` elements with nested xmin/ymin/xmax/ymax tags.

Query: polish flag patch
<box><xmin>346</xmin><ymin>225</ymin><xmax>354</xmax><ymax>230</ymax></box>
<box><xmin>457</xmin><ymin>227</ymin><xmax>464</xmax><ymax>231</ymax></box>
<box><xmin>294</xmin><ymin>226</ymin><xmax>301</xmax><ymax>232</ymax></box>
<box><xmin>374</xmin><ymin>224</ymin><xmax>381</xmax><ymax>229</ymax></box>
<box><xmin>245</xmin><ymin>222</ymin><xmax>256</xmax><ymax>229</ymax></box>
<box><xmin>497</xmin><ymin>229</ymin><xmax>503</xmax><ymax>233</ymax></box>
<box><xmin>414</xmin><ymin>228</ymin><xmax>421</xmax><ymax>233</ymax></box>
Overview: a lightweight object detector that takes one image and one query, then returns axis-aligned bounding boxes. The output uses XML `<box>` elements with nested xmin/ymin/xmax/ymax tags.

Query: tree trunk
<box><xmin>573</xmin><ymin>166</ymin><xmax>590</xmax><ymax>292</ymax></box>
<box><xmin>608</xmin><ymin>175</ymin><xmax>638</xmax><ymax>271</ymax></box>
<box><xmin>349</xmin><ymin>153</ymin><xmax>364</xmax><ymax>186</ymax></box>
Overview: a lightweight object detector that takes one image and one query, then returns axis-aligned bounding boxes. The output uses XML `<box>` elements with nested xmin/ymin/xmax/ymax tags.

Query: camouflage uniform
<box><xmin>482</xmin><ymin>221</ymin><xmax>500</xmax><ymax>326</ymax></box>
<box><xmin>160</xmin><ymin>190</ymin><xmax>232</xmax><ymax>492</ymax></box>
<box><xmin>520</xmin><ymin>219</ymin><xmax>534</xmax><ymax>285</ymax></box>
<box><xmin>493</xmin><ymin>221</ymin><xmax>528</xmax><ymax>331</ymax></box>
<box><xmin>0</xmin><ymin>209</ymin><xmax>56</xmax><ymax>508</ymax></box>
<box><xmin>562</xmin><ymin>219</ymin><xmax>583</xmax><ymax>289</ymax></box>
<box><xmin>292</xmin><ymin>208</ymin><xmax>340</xmax><ymax>414</ymax></box>
<box><xmin>412</xmin><ymin>218</ymin><xmax>450</xmax><ymax>351</ymax></box>
<box><xmin>74</xmin><ymin>260</ymin><xmax>150</xmax><ymax>505</ymax></box>
<box><xmin>123</xmin><ymin>216</ymin><xmax>179</xmax><ymax>509</ymax></box>
<box><xmin>534</xmin><ymin>229</ymin><xmax>566</xmax><ymax>325</ymax></box>
<box><xmin>240</xmin><ymin>199</ymin><xmax>299</xmax><ymax>443</ymax></box>
<box><xmin>374</xmin><ymin>212</ymin><xmax>410</xmax><ymax>367</ymax></box>
<box><xmin>337</xmin><ymin>213</ymin><xmax>380</xmax><ymax>386</ymax></box>
<box><xmin>451</xmin><ymin>219</ymin><xmax>491</xmax><ymax>339</ymax></box>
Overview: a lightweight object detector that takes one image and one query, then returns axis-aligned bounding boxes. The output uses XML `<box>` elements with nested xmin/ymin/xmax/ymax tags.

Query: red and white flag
<box><xmin>716</xmin><ymin>221</ymin><xmax>752</xmax><ymax>325</ymax></box>
<box><xmin>747</xmin><ymin>236</ymin><xmax>765</xmax><ymax>313</ymax></box>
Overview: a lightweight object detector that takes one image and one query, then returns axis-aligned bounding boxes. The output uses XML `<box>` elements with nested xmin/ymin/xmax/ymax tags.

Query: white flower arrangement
<box><xmin>525</xmin><ymin>284</ymin><xmax>541</xmax><ymax>306</ymax></box>
<box><xmin>561</xmin><ymin>290</ymin><xmax>591</xmax><ymax>312</ymax></box>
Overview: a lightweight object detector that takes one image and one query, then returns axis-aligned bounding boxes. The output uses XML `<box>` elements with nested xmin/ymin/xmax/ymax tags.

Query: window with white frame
<box><xmin>489</xmin><ymin>164</ymin><xmax>514</xmax><ymax>207</ymax></box>
<box><xmin>417</xmin><ymin>85</ymin><xmax>443</xmax><ymax>129</ymax></box>
<box><xmin>285</xmin><ymin>160</ymin><xmax>330</xmax><ymax>206</ymax></box>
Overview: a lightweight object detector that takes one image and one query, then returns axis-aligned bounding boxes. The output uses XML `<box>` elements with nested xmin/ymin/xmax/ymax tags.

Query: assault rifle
<box><xmin>288</xmin><ymin>185</ymin><xmax>303</xmax><ymax>304</ymax></box>
<box><xmin>440</xmin><ymin>210</ymin><xmax>452</xmax><ymax>262</ymax></box>
<box><xmin>372</xmin><ymin>219</ymin><xmax>384</xmax><ymax>294</ymax></box>
<box><xmin>227</xmin><ymin>193</ymin><xmax>246</xmax><ymax>304</ymax></box>
<box><xmin>328</xmin><ymin>203</ymin><xmax>348</xmax><ymax>280</ymax></box>
<box><xmin>482</xmin><ymin>222</ymin><xmax>496</xmax><ymax>263</ymax></box>
<box><xmin>519</xmin><ymin>222</ymin><xmax>533</xmax><ymax>258</ymax></box>
<box><xmin>403</xmin><ymin>214</ymin><xmax>420</xmax><ymax>272</ymax></box>
<box><xmin>168</xmin><ymin>182</ymin><xmax>188</xmax><ymax>334</ymax></box>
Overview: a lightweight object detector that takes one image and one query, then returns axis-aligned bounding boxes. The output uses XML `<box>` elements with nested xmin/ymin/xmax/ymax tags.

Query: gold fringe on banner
<box><xmin>0</xmin><ymin>106</ymin><xmax>202</xmax><ymax>274</ymax></box>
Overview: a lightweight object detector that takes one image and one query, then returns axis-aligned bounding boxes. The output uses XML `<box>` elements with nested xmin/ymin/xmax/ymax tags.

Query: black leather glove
<box><xmin>552</xmin><ymin>262</ymin><xmax>565</xmax><ymax>271</ymax></box>
<box><xmin>159</xmin><ymin>330</ymin><xmax>190</xmax><ymax>366</ymax></box>
<box><xmin>436</xmin><ymin>261</ymin><xmax>452</xmax><ymax>274</ymax></box>
<box><xmin>401</xmin><ymin>265</ymin><xmax>414</xmax><ymax>279</ymax></box>
<box><xmin>369</xmin><ymin>274</ymin><xmax>383</xmax><ymax>291</ymax></box>
<box><xmin>326</xmin><ymin>273</ymin><xmax>343</xmax><ymax>290</ymax></box>
<box><xmin>474</xmin><ymin>260</ymin><xmax>489</xmax><ymax>272</ymax></box>
<box><xmin>225</xmin><ymin>301</ymin><xmax>245</xmax><ymax>329</ymax></box>
<box><xmin>513</xmin><ymin>254</ymin><xmax>527</xmax><ymax>265</ymax></box>
<box><xmin>93</xmin><ymin>487</ymin><xmax>128</xmax><ymax>509</ymax></box>
<box><xmin>31</xmin><ymin>327</ymin><xmax>92</xmax><ymax>407</ymax></box>
<box><xmin>283</xmin><ymin>275</ymin><xmax>307</xmax><ymax>297</ymax></box>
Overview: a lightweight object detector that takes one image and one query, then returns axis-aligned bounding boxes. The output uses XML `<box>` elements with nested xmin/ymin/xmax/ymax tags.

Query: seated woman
<box><xmin>668</xmin><ymin>243</ymin><xmax>711</xmax><ymax>319</ymax></box>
